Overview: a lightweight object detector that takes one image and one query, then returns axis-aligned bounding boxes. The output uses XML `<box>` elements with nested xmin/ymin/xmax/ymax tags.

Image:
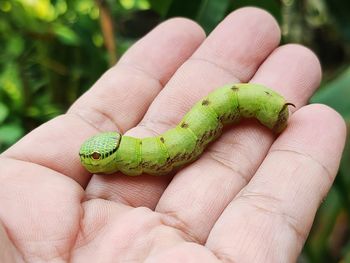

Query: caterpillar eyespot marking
<box><xmin>91</xmin><ymin>152</ymin><xmax>101</xmax><ymax>160</ymax></box>
<box><xmin>79</xmin><ymin>83</ymin><xmax>293</xmax><ymax>176</ymax></box>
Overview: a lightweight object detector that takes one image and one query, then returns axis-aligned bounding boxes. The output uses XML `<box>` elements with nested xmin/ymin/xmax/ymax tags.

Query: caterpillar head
<box><xmin>79</xmin><ymin>131</ymin><xmax>121</xmax><ymax>174</ymax></box>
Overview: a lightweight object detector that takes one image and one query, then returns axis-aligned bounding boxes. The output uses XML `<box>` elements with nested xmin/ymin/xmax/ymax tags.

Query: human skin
<box><xmin>0</xmin><ymin>7</ymin><xmax>346</xmax><ymax>263</ymax></box>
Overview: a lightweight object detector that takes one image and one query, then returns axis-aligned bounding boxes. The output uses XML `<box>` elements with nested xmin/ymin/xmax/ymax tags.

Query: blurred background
<box><xmin>0</xmin><ymin>0</ymin><xmax>349</xmax><ymax>262</ymax></box>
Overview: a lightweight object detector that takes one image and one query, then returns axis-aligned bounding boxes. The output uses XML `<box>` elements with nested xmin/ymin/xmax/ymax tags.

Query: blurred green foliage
<box><xmin>0</xmin><ymin>0</ymin><xmax>349</xmax><ymax>262</ymax></box>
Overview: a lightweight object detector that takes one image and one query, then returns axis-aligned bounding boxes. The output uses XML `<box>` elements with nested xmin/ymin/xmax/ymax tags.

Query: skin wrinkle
<box><xmin>159</xmin><ymin>211</ymin><xmax>203</xmax><ymax>245</ymax></box>
<box><xmin>86</xmin><ymin>172</ymin><xmax>171</xmax><ymax>208</ymax></box>
<box><xmin>1</xmin><ymin>149</ymin><xmax>35</xmax><ymax>169</ymax></box>
<box><xmin>0</xmin><ymin>160</ymin><xmax>84</xmax><ymax>262</ymax></box>
<box><xmin>69</xmin><ymin>61</ymin><xmax>165</xmax><ymax>136</ymax></box>
<box><xmin>196</xmin><ymin>10</ymin><xmax>280</xmax><ymax>83</ymax></box>
<box><xmin>134</xmin><ymin>80</ymin><xmax>220</xmax><ymax>137</ymax></box>
<box><xmin>135</xmin><ymin>121</ymin><xmax>165</xmax><ymax>138</ymax></box>
<box><xmin>80</xmin><ymin>201</ymin><xmax>133</xmax><ymax>250</ymax></box>
<box><xmin>204</xmin><ymin>130</ymin><xmax>263</xmax><ymax>184</ymax></box>
<box><xmin>119</xmin><ymin>18</ymin><xmax>206</xmax><ymax>72</ymax></box>
<box><xmin>7</xmin><ymin>234</ymin><xmax>69</xmax><ymax>262</ymax></box>
<box><xmin>210</xmin><ymin>249</ymin><xmax>237</xmax><ymax>263</ymax></box>
<box><xmin>137</xmin><ymin>95</ymin><xmax>198</xmax><ymax>136</ymax></box>
<box><xmin>203</xmin><ymin>154</ymin><xmax>249</xmax><ymax>185</ymax></box>
<box><xmin>1</xmin><ymin>115</ymin><xmax>71</xmax><ymax>167</ymax></box>
<box><xmin>0</xmin><ymin>221</ymin><xmax>27</xmax><ymax>263</ymax></box>
<box><xmin>0</xmin><ymin>155</ymin><xmax>76</xmax><ymax>184</ymax></box>
<box><xmin>67</xmin><ymin>199</ymin><xmax>85</xmax><ymax>262</ymax></box>
<box><xmin>2</xmin><ymin>114</ymin><xmax>97</xmax><ymax>185</ymax></box>
<box><xmin>268</xmin><ymin>148</ymin><xmax>333</xmax><ymax>183</ymax></box>
<box><xmin>116</xmin><ymin>62</ymin><xmax>165</xmax><ymax>90</ymax></box>
<box><xmin>188</xmin><ymin>57</ymin><xmax>244</xmax><ymax>83</ymax></box>
<box><xmin>84</xmin><ymin>190</ymin><xmax>134</xmax><ymax>207</ymax></box>
<box><xmin>145</xmin><ymin>224</ymin><xmax>195</xmax><ymax>259</ymax></box>
<box><xmin>16</xmin><ymin>229</ymin><xmax>76</xmax><ymax>261</ymax></box>
<box><xmin>250</xmin><ymin>44</ymin><xmax>322</xmax><ymax>106</ymax></box>
<box><xmin>237</xmin><ymin>189</ymin><xmax>308</xmax><ymax>244</ymax></box>
<box><xmin>107</xmin><ymin>207</ymin><xmax>165</xmax><ymax>261</ymax></box>
<box><xmin>264</xmin><ymin>146</ymin><xmax>335</xmax><ymax>213</ymax></box>
<box><xmin>71</xmin><ymin>213</ymin><xmax>105</xmax><ymax>253</ymax></box>
<box><xmin>69</xmin><ymin>109</ymin><xmax>125</xmax><ymax>135</ymax></box>
<box><xmin>197</xmin><ymin>129</ymin><xmax>259</xmax><ymax>187</ymax></box>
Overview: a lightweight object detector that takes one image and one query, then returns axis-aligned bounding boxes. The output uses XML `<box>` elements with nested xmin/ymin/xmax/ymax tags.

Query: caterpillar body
<box><xmin>79</xmin><ymin>83</ymin><xmax>293</xmax><ymax>176</ymax></box>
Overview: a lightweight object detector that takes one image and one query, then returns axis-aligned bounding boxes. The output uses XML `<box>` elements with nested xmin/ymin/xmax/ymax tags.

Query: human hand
<box><xmin>0</xmin><ymin>7</ymin><xmax>346</xmax><ymax>263</ymax></box>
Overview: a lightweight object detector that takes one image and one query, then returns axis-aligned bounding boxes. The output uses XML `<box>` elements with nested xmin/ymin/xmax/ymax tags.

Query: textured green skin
<box><xmin>79</xmin><ymin>83</ymin><xmax>291</xmax><ymax>176</ymax></box>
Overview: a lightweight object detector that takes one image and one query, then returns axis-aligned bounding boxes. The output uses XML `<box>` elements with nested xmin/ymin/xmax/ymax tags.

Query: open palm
<box><xmin>0</xmin><ymin>8</ymin><xmax>346</xmax><ymax>263</ymax></box>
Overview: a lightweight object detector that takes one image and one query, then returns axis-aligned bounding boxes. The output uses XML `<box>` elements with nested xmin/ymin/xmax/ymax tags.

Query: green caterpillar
<box><xmin>79</xmin><ymin>83</ymin><xmax>293</xmax><ymax>176</ymax></box>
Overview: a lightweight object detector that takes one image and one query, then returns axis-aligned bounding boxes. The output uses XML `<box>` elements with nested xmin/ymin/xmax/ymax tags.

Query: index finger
<box><xmin>2</xmin><ymin>19</ymin><xmax>205</xmax><ymax>187</ymax></box>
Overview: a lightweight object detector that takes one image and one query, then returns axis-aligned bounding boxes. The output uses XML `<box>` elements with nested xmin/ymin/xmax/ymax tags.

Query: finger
<box><xmin>155</xmin><ymin>44</ymin><xmax>322</xmax><ymax>244</ymax></box>
<box><xmin>206</xmin><ymin>104</ymin><xmax>346</xmax><ymax>262</ymax></box>
<box><xmin>85</xmin><ymin>7</ymin><xmax>281</xmax><ymax>206</ymax></box>
<box><xmin>2</xmin><ymin>18</ymin><xmax>205</xmax><ymax>187</ymax></box>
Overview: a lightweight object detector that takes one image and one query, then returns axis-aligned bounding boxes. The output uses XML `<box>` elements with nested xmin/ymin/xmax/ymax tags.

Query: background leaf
<box><xmin>0</xmin><ymin>123</ymin><xmax>24</xmax><ymax>149</ymax></box>
<box><xmin>196</xmin><ymin>0</ymin><xmax>230</xmax><ymax>33</ymax></box>
<box><xmin>0</xmin><ymin>103</ymin><xmax>9</xmax><ymax>124</ymax></box>
<box><xmin>53</xmin><ymin>24</ymin><xmax>81</xmax><ymax>45</ymax></box>
<box><xmin>312</xmin><ymin>66</ymin><xmax>350</xmax><ymax>121</ymax></box>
